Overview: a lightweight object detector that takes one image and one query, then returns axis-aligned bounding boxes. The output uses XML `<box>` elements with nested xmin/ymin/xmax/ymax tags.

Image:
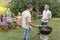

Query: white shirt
<box><xmin>42</xmin><ymin>10</ymin><xmax>52</xmax><ymax>22</ymax></box>
<box><xmin>22</xmin><ymin>10</ymin><xmax>32</xmax><ymax>29</ymax></box>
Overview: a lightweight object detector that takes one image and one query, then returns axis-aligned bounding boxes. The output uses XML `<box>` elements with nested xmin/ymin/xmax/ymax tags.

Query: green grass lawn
<box><xmin>0</xmin><ymin>19</ymin><xmax>60</xmax><ymax>40</ymax></box>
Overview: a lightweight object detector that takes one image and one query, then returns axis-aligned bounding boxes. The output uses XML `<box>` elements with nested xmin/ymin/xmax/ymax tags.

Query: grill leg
<box><xmin>40</xmin><ymin>34</ymin><xmax>48</xmax><ymax>40</ymax></box>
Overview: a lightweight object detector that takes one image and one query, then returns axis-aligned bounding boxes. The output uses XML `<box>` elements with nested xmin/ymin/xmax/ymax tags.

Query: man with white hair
<box><xmin>41</xmin><ymin>4</ymin><xmax>52</xmax><ymax>26</ymax></box>
<box><xmin>39</xmin><ymin>4</ymin><xmax>52</xmax><ymax>40</ymax></box>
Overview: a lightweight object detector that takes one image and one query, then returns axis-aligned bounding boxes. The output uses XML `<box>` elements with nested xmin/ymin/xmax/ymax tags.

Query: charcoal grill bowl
<box><xmin>39</xmin><ymin>26</ymin><xmax>52</xmax><ymax>35</ymax></box>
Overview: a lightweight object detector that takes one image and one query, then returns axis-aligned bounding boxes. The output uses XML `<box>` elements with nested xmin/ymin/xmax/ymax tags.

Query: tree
<box><xmin>9</xmin><ymin>0</ymin><xmax>60</xmax><ymax>17</ymax></box>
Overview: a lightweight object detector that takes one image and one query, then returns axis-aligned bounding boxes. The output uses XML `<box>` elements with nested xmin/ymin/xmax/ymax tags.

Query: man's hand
<box><xmin>34</xmin><ymin>25</ymin><xmax>39</xmax><ymax>28</ymax></box>
<box><xmin>43</xmin><ymin>19</ymin><xmax>48</xmax><ymax>21</ymax></box>
<box><xmin>28</xmin><ymin>22</ymin><xmax>39</xmax><ymax>28</ymax></box>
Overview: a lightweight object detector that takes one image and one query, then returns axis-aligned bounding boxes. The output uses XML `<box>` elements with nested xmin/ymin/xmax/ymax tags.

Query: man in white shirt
<box><xmin>22</xmin><ymin>4</ymin><xmax>37</xmax><ymax>40</ymax></box>
<box><xmin>39</xmin><ymin>4</ymin><xmax>52</xmax><ymax>40</ymax></box>
<box><xmin>41</xmin><ymin>4</ymin><xmax>52</xmax><ymax>26</ymax></box>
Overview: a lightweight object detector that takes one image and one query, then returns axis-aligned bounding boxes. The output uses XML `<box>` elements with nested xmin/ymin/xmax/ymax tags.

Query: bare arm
<box><xmin>29</xmin><ymin>22</ymin><xmax>38</xmax><ymax>27</ymax></box>
<box><xmin>27</xmin><ymin>16</ymin><xmax>38</xmax><ymax>27</ymax></box>
<box><xmin>11</xmin><ymin>13</ymin><xmax>16</xmax><ymax>18</ymax></box>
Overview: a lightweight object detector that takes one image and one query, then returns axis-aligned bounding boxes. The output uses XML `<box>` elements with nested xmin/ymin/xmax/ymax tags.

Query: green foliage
<box><xmin>10</xmin><ymin>0</ymin><xmax>27</xmax><ymax>15</ymax></box>
<box><xmin>9</xmin><ymin>0</ymin><xmax>60</xmax><ymax>17</ymax></box>
<box><xmin>38</xmin><ymin>0</ymin><xmax>60</xmax><ymax>17</ymax></box>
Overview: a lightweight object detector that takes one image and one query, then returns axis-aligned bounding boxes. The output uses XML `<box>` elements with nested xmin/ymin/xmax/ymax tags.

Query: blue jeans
<box><xmin>24</xmin><ymin>28</ymin><xmax>31</xmax><ymax>40</ymax></box>
<box><xmin>40</xmin><ymin>21</ymin><xmax>48</xmax><ymax>26</ymax></box>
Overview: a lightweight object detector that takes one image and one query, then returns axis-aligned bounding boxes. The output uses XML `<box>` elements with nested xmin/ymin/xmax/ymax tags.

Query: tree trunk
<box><xmin>35</xmin><ymin>1</ymin><xmax>40</xmax><ymax>19</ymax></box>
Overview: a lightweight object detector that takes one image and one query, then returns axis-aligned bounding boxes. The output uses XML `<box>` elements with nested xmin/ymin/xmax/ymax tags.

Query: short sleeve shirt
<box><xmin>42</xmin><ymin>10</ymin><xmax>52</xmax><ymax>22</ymax></box>
<box><xmin>22</xmin><ymin>10</ymin><xmax>32</xmax><ymax>29</ymax></box>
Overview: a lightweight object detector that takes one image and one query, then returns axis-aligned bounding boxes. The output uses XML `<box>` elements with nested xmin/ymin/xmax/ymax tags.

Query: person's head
<box><xmin>18</xmin><ymin>12</ymin><xmax>22</xmax><ymax>16</ymax></box>
<box><xmin>27</xmin><ymin>4</ymin><xmax>33</xmax><ymax>12</ymax></box>
<box><xmin>8</xmin><ymin>8</ymin><xmax>10</xmax><ymax>10</ymax></box>
<box><xmin>44</xmin><ymin>4</ymin><xmax>49</xmax><ymax>11</ymax></box>
<box><xmin>1</xmin><ymin>14</ymin><xmax>6</xmax><ymax>21</ymax></box>
<box><xmin>2</xmin><ymin>14</ymin><xmax>6</xmax><ymax>17</ymax></box>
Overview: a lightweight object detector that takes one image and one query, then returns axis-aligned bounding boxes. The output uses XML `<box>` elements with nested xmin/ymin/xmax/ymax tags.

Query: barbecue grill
<box><xmin>39</xmin><ymin>26</ymin><xmax>53</xmax><ymax>35</ymax></box>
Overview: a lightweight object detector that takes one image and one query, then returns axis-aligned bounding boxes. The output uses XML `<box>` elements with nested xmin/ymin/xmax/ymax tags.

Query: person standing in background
<box><xmin>7</xmin><ymin>8</ymin><xmax>11</xmax><ymax>19</ymax></box>
<box><xmin>7</xmin><ymin>8</ymin><xmax>15</xmax><ymax>19</ymax></box>
<box><xmin>6</xmin><ymin>8</ymin><xmax>15</xmax><ymax>28</ymax></box>
<box><xmin>41</xmin><ymin>4</ymin><xmax>52</xmax><ymax>26</ymax></box>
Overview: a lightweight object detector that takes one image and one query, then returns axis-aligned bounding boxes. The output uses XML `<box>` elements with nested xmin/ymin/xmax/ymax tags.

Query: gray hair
<box><xmin>45</xmin><ymin>4</ymin><xmax>49</xmax><ymax>9</ymax></box>
<box><xmin>27</xmin><ymin>4</ymin><xmax>33</xmax><ymax>9</ymax></box>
